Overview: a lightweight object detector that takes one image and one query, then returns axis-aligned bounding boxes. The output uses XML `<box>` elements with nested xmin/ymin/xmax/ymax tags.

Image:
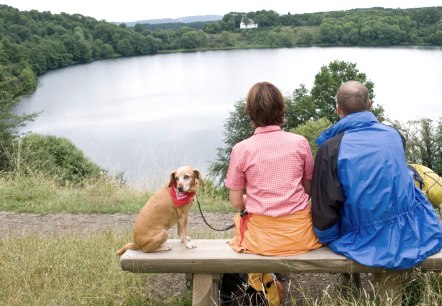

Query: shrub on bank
<box><xmin>7</xmin><ymin>133</ymin><xmax>102</xmax><ymax>185</ymax></box>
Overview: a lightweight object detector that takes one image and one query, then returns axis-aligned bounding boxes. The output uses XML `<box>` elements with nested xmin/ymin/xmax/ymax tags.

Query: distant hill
<box><xmin>119</xmin><ymin>15</ymin><xmax>222</xmax><ymax>26</ymax></box>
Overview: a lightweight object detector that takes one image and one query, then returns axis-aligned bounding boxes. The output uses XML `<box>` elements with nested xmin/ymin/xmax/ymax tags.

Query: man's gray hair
<box><xmin>336</xmin><ymin>80</ymin><xmax>370</xmax><ymax>115</ymax></box>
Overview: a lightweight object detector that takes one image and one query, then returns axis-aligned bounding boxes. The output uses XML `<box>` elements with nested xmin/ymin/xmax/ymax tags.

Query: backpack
<box><xmin>408</xmin><ymin>164</ymin><xmax>442</xmax><ymax>209</ymax></box>
<box><xmin>220</xmin><ymin>273</ymin><xmax>283</xmax><ymax>306</ymax></box>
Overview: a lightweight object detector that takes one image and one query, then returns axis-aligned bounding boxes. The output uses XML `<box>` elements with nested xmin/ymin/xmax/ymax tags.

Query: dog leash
<box><xmin>195</xmin><ymin>196</ymin><xmax>235</xmax><ymax>231</ymax></box>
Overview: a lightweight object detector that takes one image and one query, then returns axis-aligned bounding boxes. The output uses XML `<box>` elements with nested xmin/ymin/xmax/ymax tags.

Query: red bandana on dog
<box><xmin>169</xmin><ymin>183</ymin><xmax>195</xmax><ymax>207</ymax></box>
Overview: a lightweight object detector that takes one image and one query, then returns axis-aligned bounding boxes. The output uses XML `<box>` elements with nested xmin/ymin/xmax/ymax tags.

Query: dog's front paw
<box><xmin>181</xmin><ymin>235</ymin><xmax>191</xmax><ymax>242</ymax></box>
<box><xmin>185</xmin><ymin>242</ymin><xmax>197</xmax><ymax>249</ymax></box>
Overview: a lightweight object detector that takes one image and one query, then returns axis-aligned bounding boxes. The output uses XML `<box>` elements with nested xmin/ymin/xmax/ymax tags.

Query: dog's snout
<box><xmin>177</xmin><ymin>186</ymin><xmax>184</xmax><ymax>192</ymax></box>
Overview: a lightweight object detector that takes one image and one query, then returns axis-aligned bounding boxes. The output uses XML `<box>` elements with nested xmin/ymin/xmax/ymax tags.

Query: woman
<box><xmin>225</xmin><ymin>82</ymin><xmax>321</xmax><ymax>256</ymax></box>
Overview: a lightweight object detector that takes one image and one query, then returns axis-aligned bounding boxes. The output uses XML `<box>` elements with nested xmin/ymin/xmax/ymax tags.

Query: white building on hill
<box><xmin>240</xmin><ymin>17</ymin><xmax>258</xmax><ymax>29</ymax></box>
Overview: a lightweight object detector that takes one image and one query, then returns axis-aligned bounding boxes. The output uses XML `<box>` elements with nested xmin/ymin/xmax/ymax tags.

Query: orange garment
<box><xmin>248</xmin><ymin>273</ymin><xmax>283</xmax><ymax>306</ymax></box>
<box><xmin>229</xmin><ymin>207</ymin><xmax>322</xmax><ymax>256</ymax></box>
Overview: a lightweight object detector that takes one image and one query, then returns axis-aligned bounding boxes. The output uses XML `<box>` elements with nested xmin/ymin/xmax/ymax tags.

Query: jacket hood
<box><xmin>316</xmin><ymin>111</ymin><xmax>378</xmax><ymax>146</ymax></box>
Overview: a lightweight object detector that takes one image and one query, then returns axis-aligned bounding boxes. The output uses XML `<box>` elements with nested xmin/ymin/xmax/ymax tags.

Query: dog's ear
<box><xmin>169</xmin><ymin>171</ymin><xmax>176</xmax><ymax>187</ymax></box>
<box><xmin>193</xmin><ymin>170</ymin><xmax>204</xmax><ymax>187</ymax></box>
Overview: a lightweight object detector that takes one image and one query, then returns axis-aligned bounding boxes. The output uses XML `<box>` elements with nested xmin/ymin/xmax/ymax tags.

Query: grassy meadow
<box><xmin>1</xmin><ymin>231</ymin><xmax>157</xmax><ymax>306</ymax></box>
<box><xmin>0</xmin><ymin>173</ymin><xmax>441</xmax><ymax>305</ymax></box>
<box><xmin>0</xmin><ymin>173</ymin><xmax>231</xmax><ymax>214</ymax></box>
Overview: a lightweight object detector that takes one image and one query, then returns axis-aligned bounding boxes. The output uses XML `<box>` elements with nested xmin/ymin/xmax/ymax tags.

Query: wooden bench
<box><xmin>120</xmin><ymin>239</ymin><xmax>442</xmax><ymax>306</ymax></box>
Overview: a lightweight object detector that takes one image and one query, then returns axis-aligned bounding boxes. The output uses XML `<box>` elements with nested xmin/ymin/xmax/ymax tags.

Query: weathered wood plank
<box><xmin>120</xmin><ymin>239</ymin><xmax>442</xmax><ymax>274</ymax></box>
<box><xmin>192</xmin><ymin>274</ymin><xmax>218</xmax><ymax>306</ymax></box>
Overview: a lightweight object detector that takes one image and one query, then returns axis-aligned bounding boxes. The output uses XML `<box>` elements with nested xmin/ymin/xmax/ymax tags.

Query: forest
<box><xmin>0</xmin><ymin>4</ymin><xmax>441</xmax><ymax>179</ymax></box>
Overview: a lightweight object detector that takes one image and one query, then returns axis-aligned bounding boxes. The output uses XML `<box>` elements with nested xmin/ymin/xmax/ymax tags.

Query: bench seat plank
<box><xmin>120</xmin><ymin>239</ymin><xmax>442</xmax><ymax>274</ymax></box>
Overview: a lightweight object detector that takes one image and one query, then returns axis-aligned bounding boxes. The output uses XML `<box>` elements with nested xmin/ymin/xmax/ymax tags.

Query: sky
<box><xmin>2</xmin><ymin>0</ymin><xmax>442</xmax><ymax>22</ymax></box>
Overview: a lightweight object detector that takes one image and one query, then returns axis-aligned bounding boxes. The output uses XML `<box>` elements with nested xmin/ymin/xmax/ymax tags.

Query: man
<box><xmin>311</xmin><ymin>80</ymin><xmax>442</xmax><ymax>269</ymax></box>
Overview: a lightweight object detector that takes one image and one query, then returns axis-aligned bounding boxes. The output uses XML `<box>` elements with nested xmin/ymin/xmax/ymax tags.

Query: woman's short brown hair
<box><xmin>245</xmin><ymin>82</ymin><xmax>285</xmax><ymax>128</ymax></box>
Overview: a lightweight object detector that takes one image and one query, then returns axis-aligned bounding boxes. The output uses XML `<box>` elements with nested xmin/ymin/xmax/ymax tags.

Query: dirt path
<box><xmin>0</xmin><ymin>211</ymin><xmax>235</xmax><ymax>236</ymax></box>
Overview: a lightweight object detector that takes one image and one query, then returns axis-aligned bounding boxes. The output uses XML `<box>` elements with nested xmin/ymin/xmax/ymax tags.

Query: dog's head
<box><xmin>168</xmin><ymin>166</ymin><xmax>204</xmax><ymax>193</ymax></box>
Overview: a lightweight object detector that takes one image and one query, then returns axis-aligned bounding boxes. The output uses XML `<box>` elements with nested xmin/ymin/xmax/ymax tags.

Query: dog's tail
<box><xmin>116</xmin><ymin>242</ymin><xmax>138</xmax><ymax>256</ymax></box>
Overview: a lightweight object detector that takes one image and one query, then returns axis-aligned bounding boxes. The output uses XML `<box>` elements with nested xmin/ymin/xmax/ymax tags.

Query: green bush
<box><xmin>198</xmin><ymin>179</ymin><xmax>229</xmax><ymax>201</ymax></box>
<box><xmin>13</xmin><ymin>133</ymin><xmax>102</xmax><ymax>185</ymax></box>
<box><xmin>290</xmin><ymin>117</ymin><xmax>332</xmax><ymax>157</ymax></box>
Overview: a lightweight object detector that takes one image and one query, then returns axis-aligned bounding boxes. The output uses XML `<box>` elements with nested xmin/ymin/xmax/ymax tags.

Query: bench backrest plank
<box><xmin>120</xmin><ymin>239</ymin><xmax>442</xmax><ymax>274</ymax></box>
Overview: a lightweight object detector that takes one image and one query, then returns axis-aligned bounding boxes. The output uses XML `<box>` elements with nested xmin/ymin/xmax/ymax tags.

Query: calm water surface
<box><xmin>14</xmin><ymin>47</ymin><xmax>442</xmax><ymax>188</ymax></box>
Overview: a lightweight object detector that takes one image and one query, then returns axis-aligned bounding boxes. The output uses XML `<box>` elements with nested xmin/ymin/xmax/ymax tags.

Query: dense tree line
<box><xmin>200</xmin><ymin>7</ymin><xmax>442</xmax><ymax>46</ymax></box>
<box><xmin>0</xmin><ymin>4</ymin><xmax>441</xmax><ymax>179</ymax></box>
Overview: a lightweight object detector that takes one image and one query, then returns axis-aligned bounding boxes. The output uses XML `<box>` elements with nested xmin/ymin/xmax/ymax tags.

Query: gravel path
<box><xmin>0</xmin><ymin>211</ymin><xmax>235</xmax><ymax>236</ymax></box>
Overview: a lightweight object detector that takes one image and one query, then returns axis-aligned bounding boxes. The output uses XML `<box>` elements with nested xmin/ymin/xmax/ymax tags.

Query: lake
<box><xmin>14</xmin><ymin>46</ymin><xmax>442</xmax><ymax>188</ymax></box>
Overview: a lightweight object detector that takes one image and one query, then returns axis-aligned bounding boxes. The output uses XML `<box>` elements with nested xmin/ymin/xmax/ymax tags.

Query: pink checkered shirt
<box><xmin>225</xmin><ymin>126</ymin><xmax>313</xmax><ymax>217</ymax></box>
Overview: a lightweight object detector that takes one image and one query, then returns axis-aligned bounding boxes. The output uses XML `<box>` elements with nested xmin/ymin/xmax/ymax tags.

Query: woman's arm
<box><xmin>302</xmin><ymin>179</ymin><xmax>311</xmax><ymax>196</ymax></box>
<box><xmin>229</xmin><ymin>189</ymin><xmax>246</xmax><ymax>211</ymax></box>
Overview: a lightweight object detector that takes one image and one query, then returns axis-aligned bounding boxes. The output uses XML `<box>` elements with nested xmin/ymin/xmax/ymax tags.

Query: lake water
<box><xmin>14</xmin><ymin>46</ymin><xmax>442</xmax><ymax>188</ymax></box>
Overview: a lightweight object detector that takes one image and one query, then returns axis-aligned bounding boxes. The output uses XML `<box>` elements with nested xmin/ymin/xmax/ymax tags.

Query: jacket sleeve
<box><xmin>311</xmin><ymin>133</ymin><xmax>345</xmax><ymax>244</ymax></box>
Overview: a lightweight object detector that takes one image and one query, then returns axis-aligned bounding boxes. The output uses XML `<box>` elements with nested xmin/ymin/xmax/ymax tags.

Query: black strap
<box><xmin>408</xmin><ymin>165</ymin><xmax>425</xmax><ymax>190</ymax></box>
<box><xmin>196</xmin><ymin>196</ymin><xmax>235</xmax><ymax>231</ymax></box>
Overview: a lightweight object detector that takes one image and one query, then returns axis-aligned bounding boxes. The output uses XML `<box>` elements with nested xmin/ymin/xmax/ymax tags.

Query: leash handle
<box><xmin>196</xmin><ymin>196</ymin><xmax>235</xmax><ymax>232</ymax></box>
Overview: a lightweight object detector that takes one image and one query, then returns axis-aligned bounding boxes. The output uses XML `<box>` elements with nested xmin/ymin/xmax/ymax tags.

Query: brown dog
<box><xmin>116</xmin><ymin>166</ymin><xmax>203</xmax><ymax>255</ymax></box>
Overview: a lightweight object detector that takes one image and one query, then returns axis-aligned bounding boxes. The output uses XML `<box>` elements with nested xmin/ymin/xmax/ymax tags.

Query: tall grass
<box><xmin>0</xmin><ymin>173</ymin><xmax>149</xmax><ymax>213</ymax></box>
<box><xmin>0</xmin><ymin>230</ymin><xmax>182</xmax><ymax>306</ymax></box>
<box><xmin>297</xmin><ymin>271</ymin><xmax>442</xmax><ymax>306</ymax></box>
<box><xmin>1</xmin><ymin>229</ymin><xmax>440</xmax><ymax>305</ymax></box>
<box><xmin>0</xmin><ymin>135</ymin><xmax>231</xmax><ymax>214</ymax></box>
<box><xmin>0</xmin><ymin>173</ymin><xmax>231</xmax><ymax>213</ymax></box>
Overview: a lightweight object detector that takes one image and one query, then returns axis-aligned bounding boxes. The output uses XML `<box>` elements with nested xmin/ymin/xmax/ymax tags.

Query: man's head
<box><xmin>336</xmin><ymin>80</ymin><xmax>372</xmax><ymax>118</ymax></box>
<box><xmin>245</xmin><ymin>82</ymin><xmax>285</xmax><ymax>128</ymax></box>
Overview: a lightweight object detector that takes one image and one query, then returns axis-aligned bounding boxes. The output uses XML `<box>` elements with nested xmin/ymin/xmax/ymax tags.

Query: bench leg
<box><xmin>192</xmin><ymin>273</ymin><xmax>221</xmax><ymax>306</ymax></box>
<box><xmin>374</xmin><ymin>272</ymin><xmax>403</xmax><ymax>305</ymax></box>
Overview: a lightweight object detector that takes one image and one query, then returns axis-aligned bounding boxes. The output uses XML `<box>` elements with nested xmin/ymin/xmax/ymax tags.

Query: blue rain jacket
<box><xmin>311</xmin><ymin>111</ymin><xmax>442</xmax><ymax>270</ymax></box>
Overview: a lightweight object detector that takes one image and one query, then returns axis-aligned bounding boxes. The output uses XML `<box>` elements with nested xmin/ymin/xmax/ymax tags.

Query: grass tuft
<box><xmin>0</xmin><ymin>231</ymin><xmax>171</xmax><ymax>305</ymax></box>
<box><xmin>0</xmin><ymin>173</ymin><xmax>148</xmax><ymax>213</ymax></box>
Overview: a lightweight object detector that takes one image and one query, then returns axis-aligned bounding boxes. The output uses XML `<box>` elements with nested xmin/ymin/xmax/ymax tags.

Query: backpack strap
<box><xmin>408</xmin><ymin>164</ymin><xmax>424</xmax><ymax>190</ymax></box>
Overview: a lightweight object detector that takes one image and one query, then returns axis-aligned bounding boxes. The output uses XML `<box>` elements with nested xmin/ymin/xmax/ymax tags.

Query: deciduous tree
<box><xmin>209</xmin><ymin>60</ymin><xmax>384</xmax><ymax>183</ymax></box>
